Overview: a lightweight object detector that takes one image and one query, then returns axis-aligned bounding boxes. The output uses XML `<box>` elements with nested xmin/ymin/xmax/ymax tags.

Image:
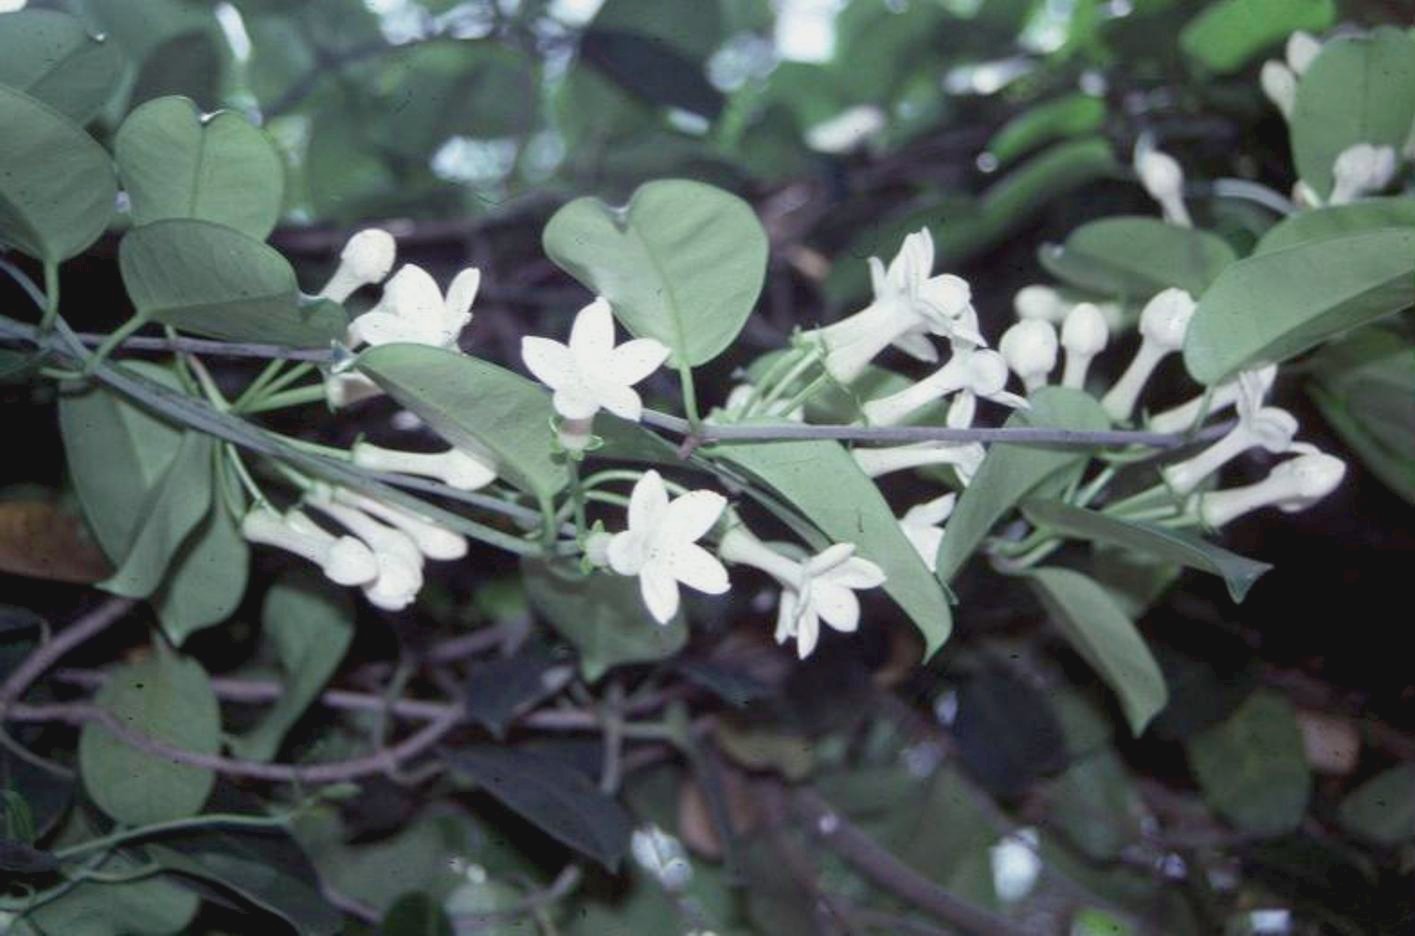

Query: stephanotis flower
<box><xmin>1135</xmin><ymin>145</ymin><xmax>1192</xmax><ymax>228</ymax></box>
<box><xmin>522</xmin><ymin>298</ymin><xmax>671</xmax><ymax>450</ymax></box>
<box><xmin>307</xmin><ymin>491</ymin><xmax>425</xmax><ymax>611</ymax></box>
<box><xmin>606</xmin><ymin>470</ymin><xmax>729</xmax><ymax>624</ymax></box>
<box><xmin>318</xmin><ymin>229</ymin><xmax>397</xmax><ymax>304</ymax></box>
<box><xmin>1101</xmin><ymin>288</ymin><xmax>1196</xmax><ymax>422</ymax></box>
<box><xmin>860</xmin><ymin>347</ymin><xmax>1023</xmax><ymax>427</ymax></box>
<box><xmin>999</xmin><ymin>319</ymin><xmax>1058</xmax><ymax>392</ymax></box>
<box><xmin>898</xmin><ymin>492</ymin><xmax>957</xmax><ymax>565</ymax></box>
<box><xmin>806</xmin><ymin>229</ymin><xmax>985</xmax><ymax>384</ymax></box>
<box><xmin>717</xmin><ymin>525</ymin><xmax>886</xmax><ymax>659</ymax></box>
<box><xmin>347</xmin><ymin>264</ymin><xmax>480</xmax><ymax>350</ymax></box>
<box><xmin>352</xmin><ymin>441</ymin><xmax>497</xmax><ymax>491</ymax></box>
<box><xmin>240</xmin><ymin>506</ymin><xmax>377</xmax><ymax>587</ymax></box>
<box><xmin>1198</xmin><ymin>451</ymin><xmax>1346</xmax><ymax>528</ymax></box>
<box><xmin>1148</xmin><ymin>364</ymin><xmax>1277</xmax><ymax>433</ymax></box>
<box><xmin>1162</xmin><ymin>370</ymin><xmax>1302</xmax><ymax>496</ymax></box>
<box><xmin>1328</xmin><ymin>143</ymin><xmax>1397</xmax><ymax>205</ymax></box>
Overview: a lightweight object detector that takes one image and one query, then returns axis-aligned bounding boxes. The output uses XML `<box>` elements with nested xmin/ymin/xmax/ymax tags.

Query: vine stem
<box><xmin>0</xmin><ymin>597</ymin><xmax>135</xmax><ymax>714</ymax></box>
<box><xmin>53</xmin><ymin>812</ymin><xmax>294</xmax><ymax>862</ymax></box>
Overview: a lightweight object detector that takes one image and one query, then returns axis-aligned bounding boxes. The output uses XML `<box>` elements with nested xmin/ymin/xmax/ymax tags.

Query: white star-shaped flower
<box><xmin>521</xmin><ymin>298</ymin><xmax>671</xmax><ymax>421</ymax></box>
<box><xmin>776</xmin><ymin>543</ymin><xmax>886</xmax><ymax>659</ymax></box>
<box><xmin>607</xmin><ymin>470</ymin><xmax>729</xmax><ymax>623</ymax></box>
<box><xmin>347</xmin><ymin>264</ymin><xmax>479</xmax><ymax>349</ymax></box>
<box><xmin>898</xmin><ymin>492</ymin><xmax>957</xmax><ymax>566</ymax></box>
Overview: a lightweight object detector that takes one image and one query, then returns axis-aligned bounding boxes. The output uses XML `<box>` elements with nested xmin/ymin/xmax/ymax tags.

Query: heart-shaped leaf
<box><xmin>115</xmin><ymin>95</ymin><xmax>286</xmax><ymax>240</ymax></box>
<box><xmin>1184</xmin><ymin>228</ymin><xmax>1415</xmax><ymax>384</ymax></box>
<box><xmin>0</xmin><ymin>9</ymin><xmax>122</xmax><ymax>124</ymax></box>
<box><xmin>543</xmin><ymin>179</ymin><xmax>768</xmax><ymax>367</ymax></box>
<box><xmin>0</xmin><ymin>84</ymin><xmax>116</xmax><ymax>263</ymax></box>
<box><xmin>119</xmin><ymin>219</ymin><xmax>346</xmax><ymax>347</ymax></box>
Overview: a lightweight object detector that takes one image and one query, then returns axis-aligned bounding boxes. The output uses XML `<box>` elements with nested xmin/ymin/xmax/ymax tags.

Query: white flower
<box><xmin>854</xmin><ymin>441</ymin><xmax>986</xmax><ymax>485</ymax></box>
<box><xmin>307</xmin><ymin>492</ymin><xmax>425</xmax><ymax>611</ymax></box>
<box><xmin>347</xmin><ymin>264</ymin><xmax>479</xmax><ymax>350</ymax></box>
<box><xmin>607</xmin><ymin>470</ymin><xmax>729</xmax><ymax>624</ymax></box>
<box><xmin>805</xmin><ymin>104</ymin><xmax>886</xmax><ymax>154</ymax></box>
<box><xmin>990</xmin><ymin>828</ymin><xmax>1042</xmax><ymax>903</ymax></box>
<box><xmin>807</xmin><ymin>229</ymin><xmax>984</xmax><ymax>383</ymax></box>
<box><xmin>717</xmin><ymin>526</ymin><xmax>886</xmax><ymax>659</ymax></box>
<box><xmin>1101</xmin><ymin>288</ymin><xmax>1196</xmax><ymax>422</ymax></box>
<box><xmin>241</xmin><ymin>506</ymin><xmax>377</xmax><ymax>586</ymax></box>
<box><xmin>1148</xmin><ymin>364</ymin><xmax>1278</xmax><ymax>433</ymax></box>
<box><xmin>861</xmin><ymin>348</ymin><xmax>1021</xmax><ymax>427</ymax></box>
<box><xmin>1286</xmin><ymin>31</ymin><xmax>1322</xmax><ymax>75</ymax></box>
<box><xmin>630</xmin><ymin>824</ymin><xmax>693</xmax><ymax>892</ymax></box>
<box><xmin>999</xmin><ymin>319</ymin><xmax>1058</xmax><ymax>391</ymax></box>
<box><xmin>1059</xmin><ymin>302</ymin><xmax>1109</xmax><ymax>389</ymax></box>
<box><xmin>325</xmin><ymin>371</ymin><xmax>384</xmax><ymax>410</ymax></box>
<box><xmin>1328</xmin><ymin>143</ymin><xmax>1397</xmax><ymax>205</ymax></box>
<box><xmin>1013</xmin><ymin>285</ymin><xmax>1069</xmax><ymax>323</ymax></box>
<box><xmin>329</xmin><ymin>486</ymin><xmax>467</xmax><ymax>560</ymax></box>
<box><xmin>0</xmin><ymin>1</ymin><xmax>28</xmax><ymax>12</ymax></box>
<box><xmin>521</xmin><ymin>298</ymin><xmax>670</xmax><ymax>422</ymax></box>
<box><xmin>352</xmin><ymin>442</ymin><xmax>496</xmax><ymax>491</ymax></box>
<box><xmin>1162</xmin><ymin>371</ymin><xmax>1300</xmax><ymax>496</ymax></box>
<box><xmin>899</xmin><ymin>492</ymin><xmax>957</xmax><ymax>565</ymax></box>
<box><xmin>1198</xmin><ymin>451</ymin><xmax>1345</xmax><ymax>528</ymax></box>
<box><xmin>1135</xmin><ymin>147</ymin><xmax>1192</xmax><ymax>228</ymax></box>
<box><xmin>1261</xmin><ymin>61</ymin><xmax>1298</xmax><ymax>119</ymax></box>
<box><xmin>318</xmin><ymin>229</ymin><xmax>397</xmax><ymax>303</ymax></box>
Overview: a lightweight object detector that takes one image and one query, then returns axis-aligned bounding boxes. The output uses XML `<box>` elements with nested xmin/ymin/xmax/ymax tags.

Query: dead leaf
<box><xmin>0</xmin><ymin>501</ymin><xmax>112</xmax><ymax>583</ymax></box>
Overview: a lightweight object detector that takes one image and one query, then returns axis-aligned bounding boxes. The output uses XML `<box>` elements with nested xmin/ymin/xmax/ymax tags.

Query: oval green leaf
<box><xmin>1184</xmin><ymin>228</ymin><xmax>1415</xmax><ymax>384</ymax></box>
<box><xmin>542</xmin><ymin>178</ymin><xmax>768</xmax><ymax>367</ymax></box>
<box><xmin>1040</xmin><ymin>216</ymin><xmax>1237</xmax><ymax>299</ymax></box>
<box><xmin>115</xmin><ymin>96</ymin><xmax>286</xmax><ymax>240</ymax></box>
<box><xmin>1179</xmin><ymin>0</ymin><xmax>1334</xmax><ymax>75</ymax></box>
<box><xmin>0</xmin><ymin>85</ymin><xmax>116</xmax><ymax>263</ymax></box>
<box><xmin>1027</xmin><ymin>566</ymin><xmax>1168</xmax><ymax>736</ymax></box>
<box><xmin>0</xmin><ymin>9</ymin><xmax>123</xmax><ymax>124</ymax></box>
<box><xmin>985</xmin><ymin>93</ymin><xmax>1106</xmax><ymax>168</ymax></box>
<box><xmin>357</xmin><ymin>344</ymin><xmax>568</xmax><ymax>502</ymax></box>
<box><xmin>78</xmin><ymin>652</ymin><xmax>221</xmax><ymax>826</ymax></box>
<box><xmin>1255</xmin><ymin>197</ymin><xmax>1415</xmax><ymax>254</ymax></box>
<box><xmin>119</xmin><ymin>219</ymin><xmax>346</xmax><ymax>347</ymax></box>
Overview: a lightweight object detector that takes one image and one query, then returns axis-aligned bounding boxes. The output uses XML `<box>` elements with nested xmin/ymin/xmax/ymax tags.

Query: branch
<box><xmin>0</xmin><ymin>597</ymin><xmax>134</xmax><ymax>712</ymax></box>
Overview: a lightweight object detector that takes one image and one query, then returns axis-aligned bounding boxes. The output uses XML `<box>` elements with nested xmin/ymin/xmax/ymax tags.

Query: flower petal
<box><xmin>609</xmin><ymin>338</ymin><xmax>672</xmax><ymax>385</ymax></box>
<box><xmin>666</xmin><ymin>543</ymin><xmax>729</xmax><ymax>595</ymax></box>
<box><xmin>349</xmin><ymin>311</ymin><xmax>426</xmax><ymax>347</ymax></box>
<box><xmin>607</xmin><ymin>529</ymin><xmax>647</xmax><ymax>576</ymax></box>
<box><xmin>445</xmin><ymin>267</ymin><xmax>481</xmax><ymax>321</ymax></box>
<box><xmin>639</xmin><ymin>562</ymin><xmax>681</xmax><ymax>623</ymax></box>
<box><xmin>521</xmin><ymin>336</ymin><xmax>575</xmax><ymax>390</ymax></box>
<box><xmin>569</xmin><ymin>297</ymin><xmax>617</xmax><ymax>360</ymax></box>
<box><xmin>828</xmin><ymin>556</ymin><xmax>886</xmax><ymax>590</ymax></box>
<box><xmin>627</xmin><ymin>470</ymin><xmax>670</xmax><ymax>533</ymax></box>
<box><xmin>591</xmin><ymin>380</ymin><xmax>643</xmax><ymax>422</ymax></box>
<box><xmin>552</xmin><ymin>387</ymin><xmax>601</xmax><ymax>421</ymax></box>
<box><xmin>795</xmin><ymin>607</ymin><xmax>821</xmax><ymax>659</ymax></box>
<box><xmin>665</xmin><ymin>490</ymin><xmax>726</xmax><ymax>543</ymax></box>
<box><xmin>891</xmin><ymin>329</ymin><xmax>938</xmax><ymax>363</ymax></box>
<box><xmin>810</xmin><ymin>581</ymin><xmax>861</xmax><ymax>633</ymax></box>
<box><xmin>384</xmin><ymin>264</ymin><xmax>445</xmax><ymax>325</ymax></box>
<box><xmin>775</xmin><ymin>590</ymin><xmax>798</xmax><ymax>643</ymax></box>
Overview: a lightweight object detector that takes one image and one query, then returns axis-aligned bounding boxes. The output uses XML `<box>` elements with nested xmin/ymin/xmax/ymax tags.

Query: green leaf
<box><xmin>381</xmin><ymin>893</ymin><xmax>454</xmax><ymax>936</ymax></box>
<box><xmin>1307</xmin><ymin>326</ymin><xmax>1415</xmax><ymax>504</ymax></box>
<box><xmin>542</xmin><ymin>179</ymin><xmax>768</xmax><ymax>367</ymax></box>
<box><xmin>152</xmin><ymin>496</ymin><xmax>250</xmax><ymax>644</ymax></box>
<box><xmin>14</xmin><ymin>858</ymin><xmax>199</xmax><ymax>936</ymax></box>
<box><xmin>1022</xmin><ymin>499</ymin><xmax>1271</xmax><ymax>602</ymax></box>
<box><xmin>936</xmin><ymin>387</ymin><xmax>1111</xmax><ymax>582</ymax></box>
<box><xmin>78</xmin><ymin>652</ymin><xmax>221</xmax><ymax>826</ymax></box>
<box><xmin>229</xmin><ymin>573</ymin><xmax>353</xmax><ymax>762</ymax></box>
<box><xmin>1186</xmin><ymin>689</ymin><xmax>1312</xmax><ymax>835</ymax></box>
<box><xmin>114</xmin><ymin>96</ymin><xmax>286</xmax><ymax>240</ymax></box>
<box><xmin>985</xmin><ymin>93</ymin><xmax>1106</xmax><ymax>167</ymax></box>
<box><xmin>1291</xmin><ymin>27</ymin><xmax>1415</xmax><ymax>200</ymax></box>
<box><xmin>1183</xmin><ymin>228</ymin><xmax>1415</xmax><ymax>384</ymax></box>
<box><xmin>711</xmin><ymin>437</ymin><xmax>954</xmax><ymax>657</ymax></box>
<box><xmin>1050</xmin><ymin>749</ymin><xmax>1144</xmax><ymax>860</ymax></box>
<box><xmin>130</xmin><ymin>30</ymin><xmax>223</xmax><ymax>111</ymax></box>
<box><xmin>1179</xmin><ymin>0</ymin><xmax>1335</xmax><ymax>74</ymax></box>
<box><xmin>1337</xmin><ymin>763</ymin><xmax>1415</xmax><ymax>846</ymax></box>
<box><xmin>0</xmin><ymin>84</ymin><xmax>116</xmax><ymax>263</ymax></box>
<box><xmin>119</xmin><ymin>219</ymin><xmax>346</xmax><ymax>347</ymax></box>
<box><xmin>1040</xmin><ymin>216</ymin><xmax>1238</xmax><ymax>299</ymax></box>
<box><xmin>0</xmin><ymin>9</ymin><xmax>122</xmax><ymax>124</ymax></box>
<box><xmin>522</xmin><ymin>558</ymin><xmax>686</xmax><ymax>681</ymax></box>
<box><xmin>357</xmin><ymin>344</ymin><xmax>569</xmax><ymax>503</ymax></box>
<box><xmin>1255</xmin><ymin>198</ymin><xmax>1415</xmax><ymax>254</ymax></box>
<box><xmin>1027</xmin><ymin>566</ymin><xmax>1169</xmax><ymax>735</ymax></box>
<box><xmin>444</xmin><ymin>745</ymin><xmax>633</xmax><ymax>870</ymax></box>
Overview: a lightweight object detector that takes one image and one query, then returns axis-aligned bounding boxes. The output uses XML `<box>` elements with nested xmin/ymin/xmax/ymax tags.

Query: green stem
<box><xmin>567</xmin><ymin>460</ymin><xmax>588</xmax><ymax>536</ymax></box>
<box><xmin>678</xmin><ymin>361</ymin><xmax>702</xmax><ymax>429</ymax></box>
<box><xmin>249</xmin><ymin>362</ymin><xmax>318</xmax><ymax>407</ymax></box>
<box><xmin>84</xmin><ymin>315</ymin><xmax>149</xmax><ymax>374</ymax></box>
<box><xmin>234</xmin><ymin>358</ymin><xmax>287</xmax><ymax>411</ymax></box>
<box><xmin>774</xmin><ymin>371</ymin><xmax>829</xmax><ymax>418</ymax></box>
<box><xmin>242</xmin><ymin>383</ymin><xmax>328</xmax><ymax>414</ymax></box>
<box><xmin>54</xmin><ymin>812</ymin><xmax>293</xmax><ymax>862</ymax></box>
<box><xmin>757</xmin><ymin>348</ymin><xmax>820</xmax><ymax>412</ymax></box>
<box><xmin>740</xmin><ymin>348</ymin><xmax>801</xmax><ymax>416</ymax></box>
<box><xmin>40</xmin><ymin>261</ymin><xmax>59</xmax><ymax>331</ymax></box>
<box><xmin>226</xmin><ymin>446</ymin><xmax>265</xmax><ymax>505</ymax></box>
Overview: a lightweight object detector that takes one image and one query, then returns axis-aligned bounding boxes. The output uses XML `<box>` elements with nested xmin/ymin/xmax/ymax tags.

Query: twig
<box><xmin>791</xmin><ymin>787</ymin><xmax>1030</xmax><ymax>936</ymax></box>
<box><xmin>450</xmin><ymin>864</ymin><xmax>583</xmax><ymax>933</ymax></box>
<box><xmin>0</xmin><ymin>597</ymin><xmax>134</xmax><ymax>712</ymax></box>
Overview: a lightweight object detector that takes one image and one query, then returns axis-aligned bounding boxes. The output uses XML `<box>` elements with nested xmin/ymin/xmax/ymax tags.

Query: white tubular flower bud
<box><xmin>1286</xmin><ymin>31</ymin><xmax>1322</xmax><ymax>75</ymax></box>
<box><xmin>308</xmin><ymin>495</ymin><xmax>424</xmax><ymax>611</ymax></box>
<box><xmin>1013</xmin><ymin>285</ymin><xmax>1069</xmax><ymax>323</ymax></box>
<box><xmin>1135</xmin><ymin>149</ymin><xmax>1192</xmax><ymax>228</ymax></box>
<box><xmin>853</xmin><ymin>441</ymin><xmax>986</xmax><ymax>484</ymax></box>
<box><xmin>1199</xmin><ymin>452</ymin><xmax>1346</xmax><ymax>528</ymax></box>
<box><xmin>717</xmin><ymin>525</ymin><xmax>802</xmax><ymax>583</ymax></box>
<box><xmin>1329</xmin><ymin>143</ymin><xmax>1397</xmax><ymax>205</ymax></box>
<box><xmin>1060</xmin><ymin>302</ymin><xmax>1109</xmax><ymax>389</ymax></box>
<box><xmin>815</xmin><ymin>294</ymin><xmax>929</xmax><ymax>384</ymax></box>
<box><xmin>1261</xmin><ymin>60</ymin><xmax>1298</xmax><ymax>119</ymax></box>
<box><xmin>1101</xmin><ymin>288</ymin><xmax>1195</xmax><ymax>422</ymax></box>
<box><xmin>242</xmin><ymin>507</ymin><xmax>378</xmax><ymax>586</ymax></box>
<box><xmin>630</xmin><ymin>825</ymin><xmax>693</xmax><ymax>893</ymax></box>
<box><xmin>1162</xmin><ymin>407</ymin><xmax>1299</xmax><ymax>496</ymax></box>
<box><xmin>352</xmin><ymin>442</ymin><xmax>496</xmax><ymax>491</ymax></box>
<box><xmin>331</xmin><ymin>487</ymin><xmax>467</xmax><ymax>561</ymax></box>
<box><xmin>1148</xmin><ymin>365</ymin><xmax>1277</xmax><ymax>433</ymax></box>
<box><xmin>999</xmin><ymin>319</ymin><xmax>1058</xmax><ymax>391</ymax></box>
<box><xmin>899</xmin><ymin>491</ymin><xmax>957</xmax><ymax>565</ymax></box>
<box><xmin>325</xmin><ymin>371</ymin><xmax>384</xmax><ymax>410</ymax></box>
<box><xmin>861</xmin><ymin>350</ymin><xmax>1010</xmax><ymax>427</ymax></box>
<box><xmin>318</xmin><ymin>229</ymin><xmax>397</xmax><ymax>303</ymax></box>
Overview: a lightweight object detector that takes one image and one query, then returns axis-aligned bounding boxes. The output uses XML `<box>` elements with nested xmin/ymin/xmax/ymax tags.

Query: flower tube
<box><xmin>1198</xmin><ymin>452</ymin><xmax>1346</xmax><ymax>528</ymax></box>
<box><xmin>352</xmin><ymin>442</ymin><xmax>497</xmax><ymax>491</ymax></box>
<box><xmin>241</xmin><ymin>506</ymin><xmax>378</xmax><ymax>586</ymax></box>
<box><xmin>1101</xmin><ymin>288</ymin><xmax>1195</xmax><ymax>422</ymax></box>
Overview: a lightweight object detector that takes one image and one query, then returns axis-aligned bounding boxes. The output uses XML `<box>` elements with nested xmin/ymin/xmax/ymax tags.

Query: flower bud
<box><xmin>1135</xmin><ymin>148</ymin><xmax>1192</xmax><ymax>228</ymax></box>
<box><xmin>1286</xmin><ymin>31</ymin><xmax>1322</xmax><ymax>75</ymax></box>
<box><xmin>325</xmin><ymin>371</ymin><xmax>384</xmax><ymax>410</ymax></box>
<box><xmin>1148</xmin><ymin>365</ymin><xmax>1277</xmax><ymax>434</ymax></box>
<box><xmin>630</xmin><ymin>824</ymin><xmax>693</xmax><ymax>892</ymax></box>
<box><xmin>1102</xmin><ymin>288</ymin><xmax>1195</xmax><ymax>421</ymax></box>
<box><xmin>331</xmin><ymin>487</ymin><xmax>467</xmax><ymax>561</ymax></box>
<box><xmin>1162</xmin><ymin>407</ymin><xmax>1299</xmax><ymax>496</ymax></box>
<box><xmin>1013</xmin><ymin>285</ymin><xmax>1069</xmax><ymax>323</ymax></box>
<box><xmin>853</xmin><ymin>442</ymin><xmax>986</xmax><ymax>485</ymax></box>
<box><xmin>307</xmin><ymin>492</ymin><xmax>425</xmax><ymax>611</ymax></box>
<box><xmin>242</xmin><ymin>507</ymin><xmax>379</xmax><ymax>586</ymax></box>
<box><xmin>319</xmin><ymin>229</ymin><xmax>396</xmax><ymax>303</ymax></box>
<box><xmin>1329</xmin><ymin>143</ymin><xmax>1397</xmax><ymax>205</ymax></box>
<box><xmin>1199</xmin><ymin>452</ymin><xmax>1345</xmax><ymax>528</ymax></box>
<box><xmin>352</xmin><ymin>442</ymin><xmax>497</xmax><ymax>491</ymax></box>
<box><xmin>1261</xmin><ymin>60</ymin><xmax>1297</xmax><ymax>119</ymax></box>
<box><xmin>1059</xmin><ymin>302</ymin><xmax>1109</xmax><ymax>389</ymax></box>
<box><xmin>999</xmin><ymin>319</ymin><xmax>1058</xmax><ymax>391</ymax></box>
